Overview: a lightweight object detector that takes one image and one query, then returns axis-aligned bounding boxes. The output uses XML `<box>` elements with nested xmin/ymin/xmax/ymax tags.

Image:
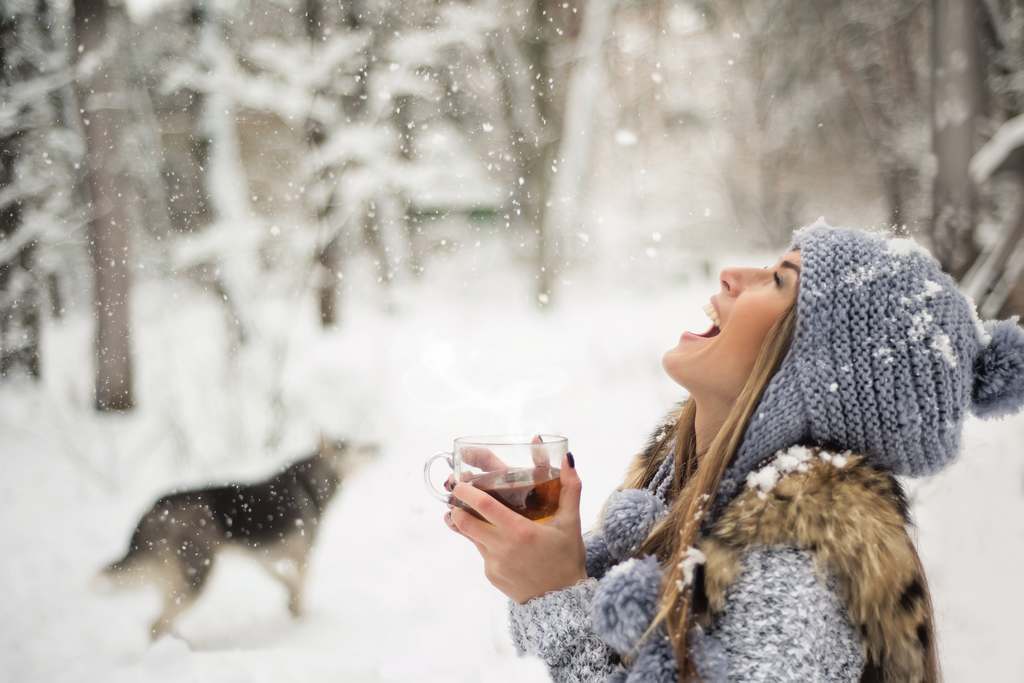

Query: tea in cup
<box><xmin>424</xmin><ymin>434</ymin><xmax>568</xmax><ymax>523</ymax></box>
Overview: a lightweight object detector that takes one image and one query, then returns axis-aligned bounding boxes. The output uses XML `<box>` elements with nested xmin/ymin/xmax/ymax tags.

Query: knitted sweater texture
<box><xmin>507</xmin><ymin>451</ymin><xmax>864</xmax><ymax>682</ymax></box>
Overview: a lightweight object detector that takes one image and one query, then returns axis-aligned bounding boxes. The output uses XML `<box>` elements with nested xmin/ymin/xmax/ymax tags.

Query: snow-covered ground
<box><xmin>2</xmin><ymin>243</ymin><xmax>1022</xmax><ymax>682</ymax></box>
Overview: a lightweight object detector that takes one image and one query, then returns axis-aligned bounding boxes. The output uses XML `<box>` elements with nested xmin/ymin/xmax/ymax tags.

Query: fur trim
<box><xmin>621</xmin><ymin>402</ymin><xmax>685</xmax><ymax>490</ymax></box>
<box><xmin>695</xmin><ymin>447</ymin><xmax>930</xmax><ymax>682</ymax></box>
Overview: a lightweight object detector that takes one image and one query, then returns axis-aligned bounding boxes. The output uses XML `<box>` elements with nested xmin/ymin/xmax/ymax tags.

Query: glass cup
<box><xmin>424</xmin><ymin>434</ymin><xmax>568</xmax><ymax>523</ymax></box>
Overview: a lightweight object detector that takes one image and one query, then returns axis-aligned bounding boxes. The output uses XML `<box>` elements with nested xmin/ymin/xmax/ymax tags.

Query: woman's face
<box><xmin>662</xmin><ymin>250</ymin><xmax>802</xmax><ymax>403</ymax></box>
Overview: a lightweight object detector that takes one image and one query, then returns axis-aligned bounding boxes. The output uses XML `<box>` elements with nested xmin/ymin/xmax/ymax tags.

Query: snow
<box><xmin>886</xmin><ymin>236</ymin><xmax>937</xmax><ymax>262</ymax></box>
<box><xmin>2</xmin><ymin>246</ymin><xmax>1023</xmax><ymax>681</ymax></box>
<box><xmin>921</xmin><ymin>279</ymin><xmax>944</xmax><ymax>298</ymax></box>
<box><xmin>614</xmin><ymin>129</ymin><xmax>638</xmax><ymax>147</ymax></box>
<box><xmin>909</xmin><ymin>309</ymin><xmax>935</xmax><ymax>342</ymax></box>
<box><xmin>841</xmin><ymin>263</ymin><xmax>879</xmax><ymax>288</ymax></box>
<box><xmin>746</xmin><ymin>464</ymin><xmax>780</xmax><ymax>495</ymax></box>
<box><xmin>931</xmin><ymin>332</ymin><xmax>958</xmax><ymax>368</ymax></box>
<box><xmin>966</xmin><ymin>294</ymin><xmax>993</xmax><ymax>347</ymax></box>
<box><xmin>746</xmin><ymin>445</ymin><xmax>848</xmax><ymax>497</ymax></box>
<box><xmin>677</xmin><ymin>547</ymin><xmax>706</xmax><ymax>590</ymax></box>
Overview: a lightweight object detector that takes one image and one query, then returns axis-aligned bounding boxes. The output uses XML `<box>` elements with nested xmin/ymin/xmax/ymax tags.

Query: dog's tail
<box><xmin>103</xmin><ymin>549</ymin><xmax>142</xmax><ymax>576</ymax></box>
<box><xmin>92</xmin><ymin>547</ymin><xmax>148</xmax><ymax>593</ymax></box>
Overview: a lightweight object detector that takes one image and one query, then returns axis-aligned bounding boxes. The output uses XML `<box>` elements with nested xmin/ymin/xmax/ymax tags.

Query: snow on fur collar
<box><xmin>588</xmin><ymin>445</ymin><xmax>930</xmax><ymax>682</ymax></box>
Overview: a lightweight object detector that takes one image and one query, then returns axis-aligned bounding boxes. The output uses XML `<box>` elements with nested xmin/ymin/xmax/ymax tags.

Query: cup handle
<box><xmin>424</xmin><ymin>451</ymin><xmax>454</xmax><ymax>503</ymax></box>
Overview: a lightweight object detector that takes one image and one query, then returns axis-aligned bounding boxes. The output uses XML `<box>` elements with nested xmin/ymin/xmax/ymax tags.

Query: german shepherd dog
<box><xmin>101</xmin><ymin>436</ymin><xmax>378</xmax><ymax>639</ymax></box>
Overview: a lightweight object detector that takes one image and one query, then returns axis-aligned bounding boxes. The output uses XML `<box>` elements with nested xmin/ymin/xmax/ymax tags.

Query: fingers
<box><xmin>444</xmin><ymin>470</ymin><xmax>477</xmax><ymax>492</ymax></box>
<box><xmin>530</xmin><ymin>434</ymin><xmax>550</xmax><ymax>467</ymax></box>
<box><xmin>459</xmin><ymin>446</ymin><xmax>509</xmax><ymax>473</ymax></box>
<box><xmin>555</xmin><ymin>452</ymin><xmax>582</xmax><ymax>529</ymax></box>
<box><xmin>447</xmin><ymin>502</ymin><xmax>502</xmax><ymax>547</ymax></box>
<box><xmin>443</xmin><ymin>509</ymin><xmax>487</xmax><ymax>554</ymax></box>
<box><xmin>452</xmin><ymin>481</ymin><xmax>521</xmax><ymax>530</ymax></box>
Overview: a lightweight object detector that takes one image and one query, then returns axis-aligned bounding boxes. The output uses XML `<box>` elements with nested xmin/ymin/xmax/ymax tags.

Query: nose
<box><xmin>719</xmin><ymin>266</ymin><xmax>740</xmax><ymax>294</ymax></box>
<box><xmin>719</xmin><ymin>266</ymin><xmax>765</xmax><ymax>295</ymax></box>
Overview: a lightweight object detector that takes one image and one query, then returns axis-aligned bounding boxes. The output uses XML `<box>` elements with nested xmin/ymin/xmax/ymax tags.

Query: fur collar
<box><xmin>693</xmin><ymin>445</ymin><xmax>931</xmax><ymax>682</ymax></box>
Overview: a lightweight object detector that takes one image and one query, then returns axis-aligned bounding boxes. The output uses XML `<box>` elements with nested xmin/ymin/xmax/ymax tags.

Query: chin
<box><xmin>662</xmin><ymin>349</ymin><xmax>690</xmax><ymax>389</ymax></box>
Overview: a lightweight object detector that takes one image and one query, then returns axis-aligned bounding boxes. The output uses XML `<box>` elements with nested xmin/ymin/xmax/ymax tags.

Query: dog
<box><xmin>101</xmin><ymin>435</ymin><xmax>378</xmax><ymax>639</ymax></box>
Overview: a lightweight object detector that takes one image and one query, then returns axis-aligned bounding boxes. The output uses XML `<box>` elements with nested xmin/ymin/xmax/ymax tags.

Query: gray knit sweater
<box><xmin>506</xmin><ymin>452</ymin><xmax>865</xmax><ymax>682</ymax></box>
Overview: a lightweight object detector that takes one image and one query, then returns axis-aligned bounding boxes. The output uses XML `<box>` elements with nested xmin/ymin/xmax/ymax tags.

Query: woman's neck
<box><xmin>693</xmin><ymin>396</ymin><xmax>731</xmax><ymax>456</ymax></box>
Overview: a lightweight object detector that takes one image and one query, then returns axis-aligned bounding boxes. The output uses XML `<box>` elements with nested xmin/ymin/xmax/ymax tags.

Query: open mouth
<box><xmin>682</xmin><ymin>302</ymin><xmax>722</xmax><ymax>340</ymax></box>
<box><xmin>691</xmin><ymin>323</ymin><xmax>720</xmax><ymax>338</ymax></box>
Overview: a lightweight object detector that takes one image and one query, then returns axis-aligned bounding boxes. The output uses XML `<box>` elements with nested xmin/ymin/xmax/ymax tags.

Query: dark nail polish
<box><xmin>567</xmin><ymin>452</ymin><xmax>575</xmax><ymax>469</ymax></box>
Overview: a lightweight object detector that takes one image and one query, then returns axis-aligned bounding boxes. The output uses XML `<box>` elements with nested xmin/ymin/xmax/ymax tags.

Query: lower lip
<box><xmin>681</xmin><ymin>331</ymin><xmax>712</xmax><ymax>343</ymax></box>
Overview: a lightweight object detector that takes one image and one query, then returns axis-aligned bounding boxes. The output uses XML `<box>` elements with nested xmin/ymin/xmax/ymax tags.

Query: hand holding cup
<box><xmin>444</xmin><ymin>449</ymin><xmax>586</xmax><ymax>604</ymax></box>
<box><xmin>424</xmin><ymin>434</ymin><xmax>587</xmax><ymax>603</ymax></box>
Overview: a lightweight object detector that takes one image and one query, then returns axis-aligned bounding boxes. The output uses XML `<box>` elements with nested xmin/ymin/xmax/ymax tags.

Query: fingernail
<box><xmin>567</xmin><ymin>452</ymin><xmax>575</xmax><ymax>469</ymax></box>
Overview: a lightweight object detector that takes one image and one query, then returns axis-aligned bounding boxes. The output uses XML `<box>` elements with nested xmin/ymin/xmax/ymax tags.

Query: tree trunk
<box><xmin>540</xmin><ymin>0</ymin><xmax>617</xmax><ymax>294</ymax></box>
<box><xmin>313</xmin><ymin>0</ymin><xmax>371</xmax><ymax>326</ymax></box>
<box><xmin>317</xmin><ymin>236</ymin><xmax>339</xmax><ymax>326</ymax></box>
<box><xmin>930</xmin><ymin>0</ymin><xmax>983</xmax><ymax>279</ymax></box>
<box><xmin>74</xmin><ymin>0</ymin><xmax>135</xmax><ymax>411</ymax></box>
<box><xmin>304</xmin><ymin>0</ymin><xmax>340</xmax><ymax>326</ymax></box>
<box><xmin>0</xmin><ymin>10</ymin><xmax>42</xmax><ymax>380</ymax></box>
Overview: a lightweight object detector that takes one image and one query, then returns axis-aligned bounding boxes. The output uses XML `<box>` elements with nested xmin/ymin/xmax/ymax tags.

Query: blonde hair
<box><xmin>614</xmin><ymin>300</ymin><xmax>940</xmax><ymax>681</ymax></box>
<box><xmin>618</xmin><ymin>302</ymin><xmax>798</xmax><ymax>678</ymax></box>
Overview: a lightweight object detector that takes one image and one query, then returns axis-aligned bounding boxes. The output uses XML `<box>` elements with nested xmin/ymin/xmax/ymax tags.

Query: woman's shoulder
<box><xmin>717</xmin><ymin>444</ymin><xmax>910</xmax><ymax>535</ymax></box>
<box><xmin>703</xmin><ymin>445</ymin><xmax>913</xmax><ymax>594</ymax></box>
<box><xmin>698</xmin><ymin>444</ymin><xmax>929</xmax><ymax>681</ymax></box>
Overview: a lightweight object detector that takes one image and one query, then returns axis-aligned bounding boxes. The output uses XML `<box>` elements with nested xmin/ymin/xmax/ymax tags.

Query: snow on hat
<box><xmin>708</xmin><ymin>217</ymin><xmax>1024</xmax><ymax>522</ymax></box>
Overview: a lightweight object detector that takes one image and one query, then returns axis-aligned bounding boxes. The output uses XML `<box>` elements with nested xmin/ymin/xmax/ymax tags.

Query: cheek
<box><xmin>725</xmin><ymin>305</ymin><xmax>785</xmax><ymax>359</ymax></box>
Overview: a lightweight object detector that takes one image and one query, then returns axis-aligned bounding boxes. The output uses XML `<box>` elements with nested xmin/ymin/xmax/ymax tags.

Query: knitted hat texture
<box><xmin>710</xmin><ymin>218</ymin><xmax>1024</xmax><ymax>521</ymax></box>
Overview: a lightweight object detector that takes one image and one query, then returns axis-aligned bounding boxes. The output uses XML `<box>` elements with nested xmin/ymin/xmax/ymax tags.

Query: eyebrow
<box><xmin>780</xmin><ymin>260</ymin><xmax>802</xmax><ymax>276</ymax></box>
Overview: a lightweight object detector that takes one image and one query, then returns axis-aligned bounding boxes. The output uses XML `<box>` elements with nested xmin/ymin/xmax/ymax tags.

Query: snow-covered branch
<box><xmin>970</xmin><ymin>113</ymin><xmax>1024</xmax><ymax>185</ymax></box>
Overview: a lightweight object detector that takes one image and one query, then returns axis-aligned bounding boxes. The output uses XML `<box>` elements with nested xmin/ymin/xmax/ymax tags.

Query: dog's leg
<box><xmin>150</xmin><ymin>583</ymin><xmax>199</xmax><ymax>640</ymax></box>
<box><xmin>260</xmin><ymin>537</ymin><xmax>311</xmax><ymax>618</ymax></box>
<box><xmin>150</xmin><ymin>542</ymin><xmax>214</xmax><ymax>640</ymax></box>
<box><xmin>288</xmin><ymin>559</ymin><xmax>309</xmax><ymax>618</ymax></box>
<box><xmin>260</xmin><ymin>558</ymin><xmax>306</xmax><ymax>617</ymax></box>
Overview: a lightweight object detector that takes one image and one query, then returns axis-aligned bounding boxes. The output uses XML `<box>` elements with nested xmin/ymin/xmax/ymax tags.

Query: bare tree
<box><xmin>73</xmin><ymin>0</ymin><xmax>135</xmax><ymax>410</ymax></box>
<box><xmin>488</xmin><ymin>1</ymin><xmax>585</xmax><ymax>307</ymax></box>
<box><xmin>541</xmin><ymin>0</ymin><xmax>618</xmax><ymax>292</ymax></box>
<box><xmin>958</xmin><ymin>0</ymin><xmax>1024</xmax><ymax>317</ymax></box>
<box><xmin>929</xmin><ymin>0</ymin><xmax>984</xmax><ymax>279</ymax></box>
<box><xmin>2</xmin><ymin>0</ymin><xmax>80</xmax><ymax>381</ymax></box>
<box><xmin>0</xmin><ymin>7</ymin><xmax>39</xmax><ymax>379</ymax></box>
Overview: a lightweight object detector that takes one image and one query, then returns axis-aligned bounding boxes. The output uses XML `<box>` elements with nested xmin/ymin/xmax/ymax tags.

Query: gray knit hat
<box><xmin>711</xmin><ymin>217</ymin><xmax>1024</xmax><ymax>521</ymax></box>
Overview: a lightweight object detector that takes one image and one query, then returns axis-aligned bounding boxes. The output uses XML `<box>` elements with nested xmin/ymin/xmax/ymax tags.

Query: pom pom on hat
<box><xmin>972</xmin><ymin>315</ymin><xmax>1024</xmax><ymax>419</ymax></box>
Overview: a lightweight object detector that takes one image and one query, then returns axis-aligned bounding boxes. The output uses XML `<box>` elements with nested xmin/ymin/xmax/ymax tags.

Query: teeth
<box><xmin>702</xmin><ymin>303</ymin><xmax>720</xmax><ymax>328</ymax></box>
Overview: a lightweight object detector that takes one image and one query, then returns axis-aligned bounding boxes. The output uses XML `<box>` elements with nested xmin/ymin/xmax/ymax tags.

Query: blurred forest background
<box><xmin>4</xmin><ymin>0</ymin><xmax>1024</xmax><ymax>408</ymax></box>
<box><xmin>3</xmin><ymin>1</ymin><xmax>1024</xmax><ymax>681</ymax></box>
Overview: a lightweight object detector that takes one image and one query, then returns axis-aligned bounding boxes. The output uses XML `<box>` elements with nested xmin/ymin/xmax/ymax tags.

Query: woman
<box><xmin>443</xmin><ymin>219</ymin><xmax>1024</xmax><ymax>681</ymax></box>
